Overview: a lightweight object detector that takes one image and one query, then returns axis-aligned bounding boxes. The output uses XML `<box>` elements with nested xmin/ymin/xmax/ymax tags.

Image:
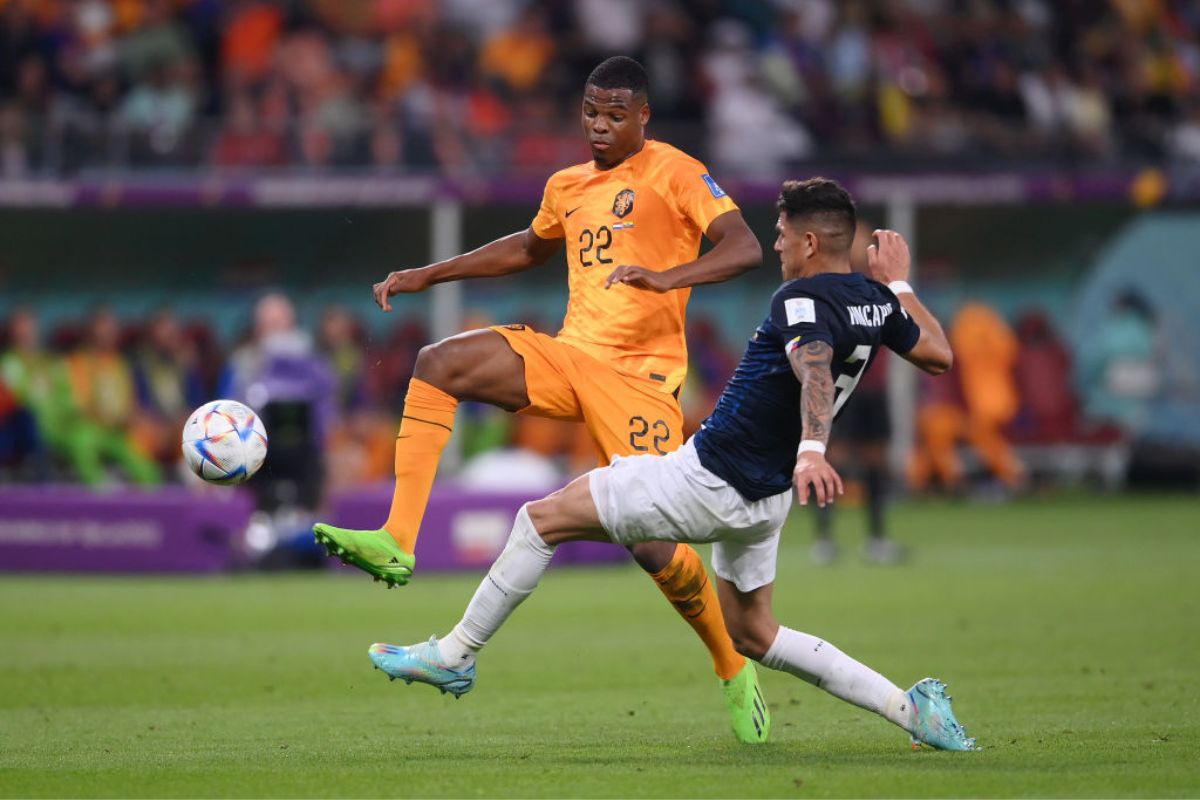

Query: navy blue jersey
<box><xmin>693</xmin><ymin>272</ymin><xmax>920</xmax><ymax>501</ymax></box>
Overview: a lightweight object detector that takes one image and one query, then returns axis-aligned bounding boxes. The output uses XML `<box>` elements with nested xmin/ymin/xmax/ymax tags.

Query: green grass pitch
<box><xmin>2</xmin><ymin>494</ymin><xmax>1198</xmax><ymax>797</ymax></box>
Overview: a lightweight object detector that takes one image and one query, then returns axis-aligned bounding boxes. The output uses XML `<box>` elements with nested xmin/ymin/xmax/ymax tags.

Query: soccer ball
<box><xmin>181</xmin><ymin>400</ymin><xmax>268</xmax><ymax>485</ymax></box>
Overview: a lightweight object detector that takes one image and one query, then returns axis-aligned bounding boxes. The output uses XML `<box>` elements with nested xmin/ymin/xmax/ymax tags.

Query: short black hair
<box><xmin>777</xmin><ymin>177</ymin><xmax>856</xmax><ymax>253</ymax></box>
<box><xmin>586</xmin><ymin>56</ymin><xmax>648</xmax><ymax>99</ymax></box>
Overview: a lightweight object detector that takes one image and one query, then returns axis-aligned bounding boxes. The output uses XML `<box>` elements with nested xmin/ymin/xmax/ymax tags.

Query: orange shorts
<box><xmin>492</xmin><ymin>325</ymin><xmax>683</xmax><ymax>465</ymax></box>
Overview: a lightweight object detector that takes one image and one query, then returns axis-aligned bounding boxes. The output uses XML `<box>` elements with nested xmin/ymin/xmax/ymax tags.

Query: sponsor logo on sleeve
<box><xmin>785</xmin><ymin>297</ymin><xmax>815</xmax><ymax>326</ymax></box>
<box><xmin>701</xmin><ymin>173</ymin><xmax>727</xmax><ymax>199</ymax></box>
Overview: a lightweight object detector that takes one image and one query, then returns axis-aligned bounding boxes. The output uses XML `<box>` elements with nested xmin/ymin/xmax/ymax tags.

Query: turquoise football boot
<box><xmin>369</xmin><ymin>638</ymin><xmax>476</xmax><ymax>698</ymax></box>
<box><xmin>906</xmin><ymin>677</ymin><xmax>978</xmax><ymax>751</ymax></box>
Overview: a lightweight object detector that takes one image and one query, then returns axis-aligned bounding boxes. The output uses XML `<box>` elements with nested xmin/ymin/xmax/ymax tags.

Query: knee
<box><xmin>525</xmin><ymin>496</ymin><xmax>554</xmax><ymax>535</ymax></box>
<box><xmin>413</xmin><ymin>340</ymin><xmax>466</xmax><ymax>396</ymax></box>
<box><xmin>526</xmin><ymin>494</ymin><xmax>575</xmax><ymax>544</ymax></box>
<box><xmin>628</xmin><ymin>540</ymin><xmax>676</xmax><ymax>573</ymax></box>
<box><xmin>726</xmin><ymin>618</ymin><xmax>777</xmax><ymax>662</ymax></box>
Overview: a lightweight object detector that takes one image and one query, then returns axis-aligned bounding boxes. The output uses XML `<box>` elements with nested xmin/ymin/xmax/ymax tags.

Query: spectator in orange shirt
<box><xmin>908</xmin><ymin>365</ymin><xmax>968</xmax><ymax>493</ymax></box>
<box><xmin>949</xmin><ymin>301</ymin><xmax>1024</xmax><ymax>489</ymax></box>
<box><xmin>909</xmin><ymin>302</ymin><xmax>1025</xmax><ymax>493</ymax></box>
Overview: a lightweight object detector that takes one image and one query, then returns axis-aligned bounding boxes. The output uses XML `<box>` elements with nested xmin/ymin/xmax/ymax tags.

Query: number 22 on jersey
<box><xmin>578</xmin><ymin>226</ymin><xmax>613</xmax><ymax>267</ymax></box>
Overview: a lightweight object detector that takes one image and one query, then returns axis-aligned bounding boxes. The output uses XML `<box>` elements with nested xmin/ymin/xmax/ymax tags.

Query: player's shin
<box><xmin>760</xmin><ymin>626</ymin><xmax>913</xmax><ymax>732</ymax></box>
<box><xmin>649</xmin><ymin>543</ymin><xmax>746</xmax><ymax>681</ymax></box>
<box><xmin>438</xmin><ymin>504</ymin><xmax>555</xmax><ymax>669</ymax></box>
<box><xmin>383</xmin><ymin>378</ymin><xmax>458</xmax><ymax>553</ymax></box>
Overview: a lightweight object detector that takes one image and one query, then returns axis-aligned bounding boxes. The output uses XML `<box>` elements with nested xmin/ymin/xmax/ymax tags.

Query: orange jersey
<box><xmin>529</xmin><ymin>139</ymin><xmax>738</xmax><ymax>393</ymax></box>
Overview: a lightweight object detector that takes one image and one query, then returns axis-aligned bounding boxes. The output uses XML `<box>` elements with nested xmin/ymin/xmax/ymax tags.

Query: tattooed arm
<box><xmin>787</xmin><ymin>340</ymin><xmax>844</xmax><ymax>507</ymax></box>
<box><xmin>791</xmin><ymin>341</ymin><xmax>836</xmax><ymax>445</ymax></box>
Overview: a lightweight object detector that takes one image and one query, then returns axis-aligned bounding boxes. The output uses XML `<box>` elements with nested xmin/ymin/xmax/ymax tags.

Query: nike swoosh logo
<box><xmin>565</xmin><ymin>206</ymin><xmax>582</xmax><ymax>218</ymax></box>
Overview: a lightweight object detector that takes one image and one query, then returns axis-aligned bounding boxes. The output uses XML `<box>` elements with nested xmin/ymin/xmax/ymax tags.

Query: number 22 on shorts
<box><xmin>629</xmin><ymin>415</ymin><xmax>670</xmax><ymax>454</ymax></box>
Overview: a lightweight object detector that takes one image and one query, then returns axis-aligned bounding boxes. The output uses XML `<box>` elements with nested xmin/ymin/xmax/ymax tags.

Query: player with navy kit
<box><xmin>365</xmin><ymin>178</ymin><xmax>977</xmax><ymax>752</ymax></box>
<box><xmin>693</xmin><ymin>239</ymin><xmax>921</xmax><ymax>506</ymax></box>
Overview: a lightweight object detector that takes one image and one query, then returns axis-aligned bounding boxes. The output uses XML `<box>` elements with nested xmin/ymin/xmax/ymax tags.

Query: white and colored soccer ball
<box><xmin>181</xmin><ymin>400</ymin><xmax>268</xmax><ymax>485</ymax></box>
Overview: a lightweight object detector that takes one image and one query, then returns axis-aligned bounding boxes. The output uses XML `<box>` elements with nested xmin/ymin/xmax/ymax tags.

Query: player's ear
<box><xmin>804</xmin><ymin>231</ymin><xmax>819</xmax><ymax>259</ymax></box>
<box><xmin>639</xmin><ymin>100</ymin><xmax>650</xmax><ymax>126</ymax></box>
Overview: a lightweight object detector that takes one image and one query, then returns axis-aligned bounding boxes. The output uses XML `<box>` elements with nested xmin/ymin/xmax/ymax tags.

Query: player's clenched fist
<box><xmin>865</xmin><ymin>229</ymin><xmax>911</xmax><ymax>285</ymax></box>
<box><xmin>604</xmin><ymin>264</ymin><xmax>676</xmax><ymax>293</ymax></box>
<box><xmin>373</xmin><ymin>268</ymin><xmax>433</xmax><ymax>311</ymax></box>
<box><xmin>793</xmin><ymin>451</ymin><xmax>844</xmax><ymax>508</ymax></box>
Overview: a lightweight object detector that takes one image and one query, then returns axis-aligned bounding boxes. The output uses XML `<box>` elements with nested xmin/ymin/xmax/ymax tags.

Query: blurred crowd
<box><xmin>0</xmin><ymin>284</ymin><xmax>1164</xmax><ymax>497</ymax></box>
<box><xmin>2</xmin><ymin>0</ymin><xmax>1200</xmax><ymax>177</ymax></box>
<box><xmin>0</xmin><ymin>298</ymin><xmax>411</xmax><ymax>494</ymax></box>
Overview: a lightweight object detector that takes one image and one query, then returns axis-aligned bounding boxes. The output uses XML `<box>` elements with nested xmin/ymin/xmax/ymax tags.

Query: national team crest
<box><xmin>612</xmin><ymin>188</ymin><xmax>635</xmax><ymax>218</ymax></box>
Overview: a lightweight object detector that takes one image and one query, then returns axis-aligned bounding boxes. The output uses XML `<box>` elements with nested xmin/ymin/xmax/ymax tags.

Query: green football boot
<box><xmin>906</xmin><ymin>677</ymin><xmax>978</xmax><ymax>751</ymax></box>
<box><xmin>722</xmin><ymin>660</ymin><xmax>770</xmax><ymax>744</ymax></box>
<box><xmin>312</xmin><ymin>524</ymin><xmax>415</xmax><ymax>587</ymax></box>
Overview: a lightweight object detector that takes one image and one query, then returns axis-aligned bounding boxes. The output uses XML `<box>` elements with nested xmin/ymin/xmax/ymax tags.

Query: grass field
<box><xmin>2</xmin><ymin>494</ymin><xmax>1198</xmax><ymax>798</ymax></box>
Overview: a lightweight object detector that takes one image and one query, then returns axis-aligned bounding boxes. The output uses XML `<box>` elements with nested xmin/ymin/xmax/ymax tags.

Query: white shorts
<box><xmin>588</xmin><ymin>438</ymin><xmax>792</xmax><ymax>592</ymax></box>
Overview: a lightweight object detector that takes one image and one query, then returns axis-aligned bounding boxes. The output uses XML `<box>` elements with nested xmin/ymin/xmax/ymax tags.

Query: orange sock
<box><xmin>650</xmin><ymin>543</ymin><xmax>746</xmax><ymax>681</ymax></box>
<box><xmin>383</xmin><ymin>378</ymin><xmax>458</xmax><ymax>553</ymax></box>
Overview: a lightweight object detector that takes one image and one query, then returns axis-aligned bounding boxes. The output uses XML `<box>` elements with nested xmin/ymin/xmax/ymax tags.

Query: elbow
<box><xmin>914</xmin><ymin>340</ymin><xmax>953</xmax><ymax>375</ymax></box>
<box><xmin>927</xmin><ymin>347</ymin><xmax>954</xmax><ymax>375</ymax></box>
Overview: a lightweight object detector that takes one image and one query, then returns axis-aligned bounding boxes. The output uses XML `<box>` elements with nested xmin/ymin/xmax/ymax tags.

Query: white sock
<box><xmin>437</xmin><ymin>505</ymin><xmax>555</xmax><ymax>669</ymax></box>
<box><xmin>760</xmin><ymin>626</ymin><xmax>913</xmax><ymax>732</ymax></box>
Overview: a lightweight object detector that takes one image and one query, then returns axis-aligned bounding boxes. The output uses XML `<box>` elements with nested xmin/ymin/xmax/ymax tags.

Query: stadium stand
<box><xmin>1</xmin><ymin>0</ymin><xmax>1199</xmax><ymax>175</ymax></box>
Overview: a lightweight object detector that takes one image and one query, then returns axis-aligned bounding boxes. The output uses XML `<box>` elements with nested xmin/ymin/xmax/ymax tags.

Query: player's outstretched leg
<box><xmin>717</xmin><ymin>577</ymin><xmax>978</xmax><ymax>751</ymax></box>
<box><xmin>315</xmin><ymin>332</ymin><xmax>532</xmax><ymax>586</ymax></box>
<box><xmin>311</xmin><ymin>376</ymin><xmax>454</xmax><ymax>586</ymax></box>
<box><xmin>368</xmin><ymin>637</ymin><xmax>475</xmax><ymax>697</ymax></box>
<box><xmin>758</xmin><ymin>628</ymin><xmax>978</xmax><ymax>751</ymax></box>
<box><xmin>312</xmin><ymin>524</ymin><xmax>415</xmax><ymax>587</ymax></box>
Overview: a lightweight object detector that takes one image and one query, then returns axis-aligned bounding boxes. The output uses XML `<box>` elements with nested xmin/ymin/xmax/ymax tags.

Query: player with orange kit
<box><xmin>314</xmin><ymin>57</ymin><xmax>770</xmax><ymax>742</ymax></box>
